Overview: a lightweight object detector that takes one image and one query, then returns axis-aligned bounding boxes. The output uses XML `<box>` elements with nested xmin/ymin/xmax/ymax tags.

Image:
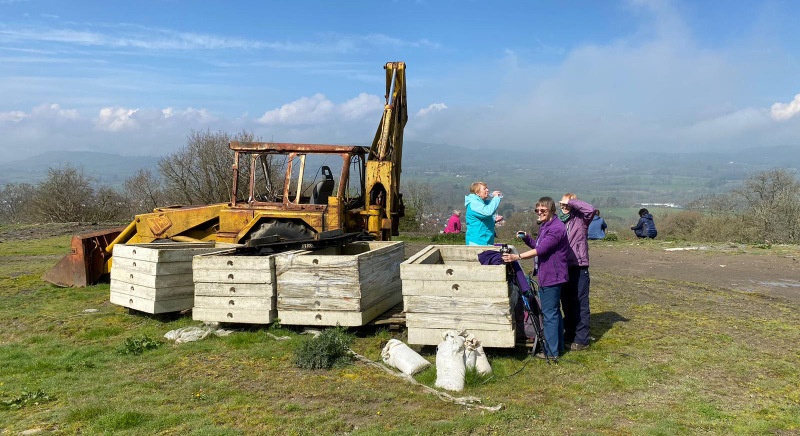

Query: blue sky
<box><xmin>1</xmin><ymin>0</ymin><xmax>800</xmax><ymax>161</ymax></box>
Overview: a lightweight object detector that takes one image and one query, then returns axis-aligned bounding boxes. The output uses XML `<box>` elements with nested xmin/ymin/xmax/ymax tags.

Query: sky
<box><xmin>1</xmin><ymin>0</ymin><xmax>800</xmax><ymax>161</ymax></box>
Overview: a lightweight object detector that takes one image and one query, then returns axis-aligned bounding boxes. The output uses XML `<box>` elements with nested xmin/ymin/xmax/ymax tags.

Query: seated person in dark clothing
<box><xmin>631</xmin><ymin>208</ymin><xmax>657</xmax><ymax>239</ymax></box>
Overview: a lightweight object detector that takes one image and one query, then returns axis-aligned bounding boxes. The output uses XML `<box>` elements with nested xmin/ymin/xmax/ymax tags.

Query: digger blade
<box><xmin>42</xmin><ymin>226</ymin><xmax>127</xmax><ymax>288</ymax></box>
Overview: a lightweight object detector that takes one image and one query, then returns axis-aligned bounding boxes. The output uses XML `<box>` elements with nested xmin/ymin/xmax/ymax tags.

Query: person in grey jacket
<box><xmin>559</xmin><ymin>193</ymin><xmax>596</xmax><ymax>351</ymax></box>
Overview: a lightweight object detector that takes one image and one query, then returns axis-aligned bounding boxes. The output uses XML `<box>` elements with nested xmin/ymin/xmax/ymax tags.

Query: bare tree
<box><xmin>31</xmin><ymin>164</ymin><xmax>96</xmax><ymax>222</ymax></box>
<box><xmin>158</xmin><ymin>129</ymin><xmax>256</xmax><ymax>205</ymax></box>
<box><xmin>403</xmin><ymin>180</ymin><xmax>433</xmax><ymax>224</ymax></box>
<box><xmin>735</xmin><ymin>169</ymin><xmax>800</xmax><ymax>243</ymax></box>
<box><xmin>0</xmin><ymin>183</ymin><xmax>36</xmax><ymax>223</ymax></box>
<box><xmin>124</xmin><ymin>168</ymin><xmax>166</xmax><ymax>214</ymax></box>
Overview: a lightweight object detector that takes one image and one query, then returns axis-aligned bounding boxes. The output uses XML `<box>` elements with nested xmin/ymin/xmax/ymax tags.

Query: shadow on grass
<box><xmin>591</xmin><ymin>311</ymin><xmax>629</xmax><ymax>342</ymax></box>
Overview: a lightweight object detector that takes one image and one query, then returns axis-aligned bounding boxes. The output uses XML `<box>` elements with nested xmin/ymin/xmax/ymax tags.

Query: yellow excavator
<box><xmin>44</xmin><ymin>62</ymin><xmax>407</xmax><ymax>287</ymax></box>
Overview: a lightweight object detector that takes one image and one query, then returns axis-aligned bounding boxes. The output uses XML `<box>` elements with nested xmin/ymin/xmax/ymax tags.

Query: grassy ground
<box><xmin>1</xmin><ymin>236</ymin><xmax>799</xmax><ymax>435</ymax></box>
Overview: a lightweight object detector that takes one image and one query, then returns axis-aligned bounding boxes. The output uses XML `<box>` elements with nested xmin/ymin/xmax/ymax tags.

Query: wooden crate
<box><xmin>110</xmin><ymin>243</ymin><xmax>230</xmax><ymax>314</ymax></box>
<box><xmin>400</xmin><ymin>245</ymin><xmax>516</xmax><ymax>348</ymax></box>
<box><xmin>191</xmin><ymin>250</ymin><xmax>306</xmax><ymax>324</ymax></box>
<box><xmin>275</xmin><ymin>241</ymin><xmax>404</xmax><ymax>326</ymax></box>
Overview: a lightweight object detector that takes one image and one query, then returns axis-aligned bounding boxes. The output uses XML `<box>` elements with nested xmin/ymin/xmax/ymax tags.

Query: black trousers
<box><xmin>562</xmin><ymin>266</ymin><xmax>591</xmax><ymax>345</ymax></box>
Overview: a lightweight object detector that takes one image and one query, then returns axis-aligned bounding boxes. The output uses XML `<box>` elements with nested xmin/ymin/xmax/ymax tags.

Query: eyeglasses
<box><xmin>535</xmin><ymin>208</ymin><xmax>549</xmax><ymax>214</ymax></box>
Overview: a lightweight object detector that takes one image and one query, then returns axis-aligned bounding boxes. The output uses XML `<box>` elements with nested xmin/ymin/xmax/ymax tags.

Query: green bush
<box><xmin>602</xmin><ymin>233</ymin><xmax>619</xmax><ymax>241</ymax></box>
<box><xmin>293</xmin><ymin>327</ymin><xmax>354</xmax><ymax>370</ymax></box>
<box><xmin>118</xmin><ymin>335</ymin><xmax>161</xmax><ymax>356</ymax></box>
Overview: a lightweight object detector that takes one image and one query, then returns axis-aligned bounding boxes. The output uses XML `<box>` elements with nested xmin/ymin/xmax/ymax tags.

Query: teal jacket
<box><xmin>464</xmin><ymin>193</ymin><xmax>501</xmax><ymax>246</ymax></box>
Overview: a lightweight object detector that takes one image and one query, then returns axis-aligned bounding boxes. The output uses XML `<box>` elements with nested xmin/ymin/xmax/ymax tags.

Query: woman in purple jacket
<box><xmin>503</xmin><ymin>197</ymin><xmax>570</xmax><ymax>358</ymax></box>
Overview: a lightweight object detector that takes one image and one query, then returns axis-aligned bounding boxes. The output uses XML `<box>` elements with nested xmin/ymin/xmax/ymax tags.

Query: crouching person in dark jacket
<box><xmin>632</xmin><ymin>208</ymin><xmax>658</xmax><ymax>239</ymax></box>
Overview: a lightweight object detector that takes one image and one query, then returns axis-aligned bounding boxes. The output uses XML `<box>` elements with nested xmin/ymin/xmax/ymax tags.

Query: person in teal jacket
<box><xmin>464</xmin><ymin>181</ymin><xmax>503</xmax><ymax>246</ymax></box>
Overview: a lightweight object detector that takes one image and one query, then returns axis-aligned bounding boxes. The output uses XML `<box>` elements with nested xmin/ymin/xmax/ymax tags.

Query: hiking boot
<box><xmin>534</xmin><ymin>352</ymin><xmax>558</xmax><ymax>360</ymax></box>
<box><xmin>569</xmin><ymin>342</ymin><xmax>589</xmax><ymax>351</ymax></box>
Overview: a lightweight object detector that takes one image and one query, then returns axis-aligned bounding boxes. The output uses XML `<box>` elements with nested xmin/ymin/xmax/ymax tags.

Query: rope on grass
<box><xmin>349</xmin><ymin>349</ymin><xmax>503</xmax><ymax>412</ymax></box>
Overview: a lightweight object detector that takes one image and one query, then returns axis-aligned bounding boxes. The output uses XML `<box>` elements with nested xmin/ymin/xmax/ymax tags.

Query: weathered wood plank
<box><xmin>110</xmin><ymin>280</ymin><xmax>194</xmax><ymax>300</ymax></box>
<box><xmin>192</xmin><ymin>307</ymin><xmax>277</xmax><ymax>324</ymax></box>
<box><xmin>112</xmin><ymin>257</ymin><xmax>193</xmax><ymax>276</ymax></box>
<box><xmin>403</xmin><ymin>295</ymin><xmax>512</xmax><ymax>316</ymax></box>
<box><xmin>277</xmin><ymin>269</ymin><xmax>360</xmax><ymax>284</ymax></box>
<box><xmin>401</xmin><ymin>279</ymin><xmax>509</xmax><ymax>298</ymax></box>
<box><xmin>400</xmin><ymin>263</ymin><xmax>506</xmax><ymax>282</ymax></box>
<box><xmin>405</xmin><ymin>312</ymin><xmax>513</xmax><ymax>331</ymax></box>
<box><xmin>194</xmin><ymin>282</ymin><xmax>273</xmax><ymax>297</ymax></box>
<box><xmin>404</xmin><ymin>245</ymin><xmax>438</xmax><ymax>265</ymax></box>
<box><xmin>193</xmin><ymin>255</ymin><xmax>273</xmax><ymax>271</ymax></box>
<box><xmin>110</xmin><ymin>291</ymin><xmax>193</xmax><ymax>314</ymax></box>
<box><xmin>113</xmin><ymin>243</ymin><xmax>220</xmax><ymax>263</ymax></box>
<box><xmin>194</xmin><ymin>295</ymin><xmax>274</xmax><ymax>311</ymax></box>
<box><xmin>278</xmin><ymin>292</ymin><xmax>402</xmax><ymax>327</ymax></box>
<box><xmin>407</xmin><ymin>327</ymin><xmax>516</xmax><ymax>348</ymax></box>
<box><xmin>193</xmin><ymin>269</ymin><xmax>273</xmax><ymax>284</ymax></box>
<box><xmin>110</xmin><ymin>267</ymin><xmax>193</xmax><ymax>288</ymax></box>
<box><xmin>277</xmin><ymin>296</ymin><xmax>359</xmax><ymax>311</ymax></box>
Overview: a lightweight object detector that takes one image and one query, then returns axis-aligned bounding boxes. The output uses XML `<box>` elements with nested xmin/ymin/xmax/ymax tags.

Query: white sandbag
<box><xmin>475</xmin><ymin>345</ymin><xmax>492</xmax><ymax>376</ymax></box>
<box><xmin>463</xmin><ymin>334</ymin><xmax>478</xmax><ymax>370</ymax></box>
<box><xmin>435</xmin><ymin>330</ymin><xmax>466</xmax><ymax>391</ymax></box>
<box><xmin>164</xmin><ymin>326</ymin><xmax>233</xmax><ymax>344</ymax></box>
<box><xmin>381</xmin><ymin>339</ymin><xmax>431</xmax><ymax>375</ymax></box>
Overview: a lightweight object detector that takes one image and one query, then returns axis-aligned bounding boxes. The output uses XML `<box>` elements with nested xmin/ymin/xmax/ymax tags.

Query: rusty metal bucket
<box><xmin>43</xmin><ymin>226</ymin><xmax>127</xmax><ymax>287</ymax></box>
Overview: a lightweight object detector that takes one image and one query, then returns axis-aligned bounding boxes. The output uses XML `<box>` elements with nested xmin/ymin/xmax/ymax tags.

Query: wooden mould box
<box><xmin>400</xmin><ymin>245</ymin><xmax>516</xmax><ymax>348</ymax></box>
<box><xmin>274</xmin><ymin>241</ymin><xmax>405</xmax><ymax>326</ymax></box>
<box><xmin>191</xmin><ymin>250</ymin><xmax>306</xmax><ymax>324</ymax></box>
<box><xmin>110</xmin><ymin>243</ymin><xmax>230</xmax><ymax>314</ymax></box>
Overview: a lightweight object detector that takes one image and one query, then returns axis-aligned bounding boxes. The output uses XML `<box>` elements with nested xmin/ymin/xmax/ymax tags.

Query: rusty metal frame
<box><xmin>228</xmin><ymin>142</ymin><xmax>368</xmax><ymax>210</ymax></box>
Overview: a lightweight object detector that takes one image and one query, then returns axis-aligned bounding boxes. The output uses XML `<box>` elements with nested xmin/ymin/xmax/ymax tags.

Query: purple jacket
<box><xmin>564</xmin><ymin>199</ymin><xmax>596</xmax><ymax>267</ymax></box>
<box><xmin>522</xmin><ymin>217</ymin><xmax>570</xmax><ymax>287</ymax></box>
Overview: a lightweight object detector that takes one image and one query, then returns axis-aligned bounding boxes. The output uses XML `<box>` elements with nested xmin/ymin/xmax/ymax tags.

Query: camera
<box><xmin>516</xmin><ymin>231</ymin><xmax>525</xmax><ymax>238</ymax></box>
<box><xmin>500</xmin><ymin>244</ymin><xmax>511</xmax><ymax>255</ymax></box>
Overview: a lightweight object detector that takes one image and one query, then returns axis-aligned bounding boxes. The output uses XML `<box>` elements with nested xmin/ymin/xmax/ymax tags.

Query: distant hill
<box><xmin>2</xmin><ymin>144</ymin><xmax>798</xmax><ymax>209</ymax></box>
<box><xmin>0</xmin><ymin>151</ymin><xmax>160</xmax><ymax>186</ymax></box>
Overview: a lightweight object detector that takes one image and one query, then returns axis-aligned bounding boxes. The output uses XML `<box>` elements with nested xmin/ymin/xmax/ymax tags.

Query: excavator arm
<box><xmin>364</xmin><ymin>61</ymin><xmax>407</xmax><ymax>239</ymax></box>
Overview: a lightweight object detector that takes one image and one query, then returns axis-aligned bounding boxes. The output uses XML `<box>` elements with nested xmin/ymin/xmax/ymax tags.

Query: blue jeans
<box><xmin>538</xmin><ymin>284</ymin><xmax>564</xmax><ymax>357</ymax></box>
<box><xmin>563</xmin><ymin>266</ymin><xmax>591</xmax><ymax>346</ymax></box>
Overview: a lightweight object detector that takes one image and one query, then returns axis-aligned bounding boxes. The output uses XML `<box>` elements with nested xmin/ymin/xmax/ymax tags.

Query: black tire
<box><xmin>248</xmin><ymin>220</ymin><xmax>314</xmax><ymax>242</ymax></box>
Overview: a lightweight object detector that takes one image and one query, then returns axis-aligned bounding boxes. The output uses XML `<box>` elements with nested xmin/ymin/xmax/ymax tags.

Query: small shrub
<box><xmin>118</xmin><ymin>335</ymin><xmax>161</xmax><ymax>356</ymax></box>
<box><xmin>602</xmin><ymin>233</ymin><xmax>619</xmax><ymax>241</ymax></box>
<box><xmin>1</xmin><ymin>389</ymin><xmax>54</xmax><ymax>410</ymax></box>
<box><xmin>293</xmin><ymin>327</ymin><xmax>354</xmax><ymax>370</ymax></box>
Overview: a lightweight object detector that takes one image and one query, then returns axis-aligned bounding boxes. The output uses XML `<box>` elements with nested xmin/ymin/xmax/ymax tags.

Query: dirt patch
<box><xmin>0</xmin><ymin>222</ymin><xmax>126</xmax><ymax>242</ymax></box>
<box><xmin>591</xmin><ymin>245</ymin><xmax>800</xmax><ymax>303</ymax></box>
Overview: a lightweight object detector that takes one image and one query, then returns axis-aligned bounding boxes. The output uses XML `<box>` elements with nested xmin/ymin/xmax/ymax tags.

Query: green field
<box><xmin>1</xmin><ymin>235</ymin><xmax>799</xmax><ymax>435</ymax></box>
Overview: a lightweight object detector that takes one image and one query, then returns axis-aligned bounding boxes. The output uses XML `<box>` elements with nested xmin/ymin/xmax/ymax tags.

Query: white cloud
<box><xmin>258</xmin><ymin>93</ymin><xmax>382</xmax><ymax>125</ymax></box>
<box><xmin>416</xmin><ymin>103</ymin><xmax>448</xmax><ymax>117</ymax></box>
<box><xmin>257</xmin><ymin>94</ymin><xmax>335</xmax><ymax>125</ymax></box>
<box><xmin>0</xmin><ymin>110</ymin><xmax>27</xmax><ymax>123</ymax></box>
<box><xmin>95</xmin><ymin>107</ymin><xmax>139</xmax><ymax>131</ymax></box>
<box><xmin>0</xmin><ymin>24</ymin><xmax>440</xmax><ymax>54</ymax></box>
<box><xmin>770</xmin><ymin>94</ymin><xmax>800</xmax><ymax>121</ymax></box>
<box><xmin>339</xmin><ymin>93</ymin><xmax>383</xmax><ymax>120</ymax></box>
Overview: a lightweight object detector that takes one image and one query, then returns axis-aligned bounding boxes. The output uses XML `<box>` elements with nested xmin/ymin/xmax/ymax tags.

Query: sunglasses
<box><xmin>535</xmin><ymin>208</ymin><xmax>549</xmax><ymax>214</ymax></box>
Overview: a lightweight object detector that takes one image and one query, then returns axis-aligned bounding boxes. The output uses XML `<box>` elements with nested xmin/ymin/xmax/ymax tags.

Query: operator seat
<box><xmin>311</xmin><ymin>166</ymin><xmax>335</xmax><ymax>205</ymax></box>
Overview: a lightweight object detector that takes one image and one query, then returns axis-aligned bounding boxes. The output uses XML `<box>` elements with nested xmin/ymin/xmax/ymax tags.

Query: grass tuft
<box><xmin>118</xmin><ymin>334</ymin><xmax>161</xmax><ymax>356</ymax></box>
